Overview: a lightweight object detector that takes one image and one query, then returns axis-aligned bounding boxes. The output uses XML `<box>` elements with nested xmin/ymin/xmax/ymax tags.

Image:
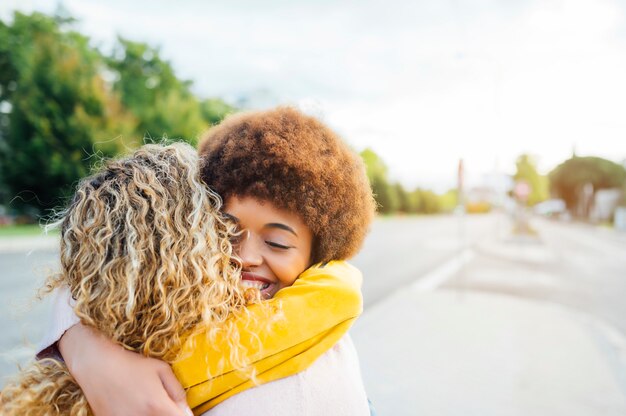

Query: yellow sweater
<box><xmin>172</xmin><ymin>261</ymin><xmax>363</xmax><ymax>414</ymax></box>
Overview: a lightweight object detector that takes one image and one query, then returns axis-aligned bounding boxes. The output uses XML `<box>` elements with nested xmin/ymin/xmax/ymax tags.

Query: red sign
<box><xmin>514</xmin><ymin>181</ymin><xmax>530</xmax><ymax>199</ymax></box>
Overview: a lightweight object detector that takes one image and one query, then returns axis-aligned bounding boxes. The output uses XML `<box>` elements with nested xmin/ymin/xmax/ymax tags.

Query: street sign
<box><xmin>514</xmin><ymin>181</ymin><xmax>530</xmax><ymax>200</ymax></box>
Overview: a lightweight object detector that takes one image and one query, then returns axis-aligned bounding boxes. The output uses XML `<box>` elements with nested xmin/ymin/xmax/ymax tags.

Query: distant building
<box><xmin>615</xmin><ymin>207</ymin><xmax>626</xmax><ymax>231</ymax></box>
<box><xmin>590</xmin><ymin>188</ymin><xmax>623</xmax><ymax>223</ymax></box>
<box><xmin>466</xmin><ymin>186</ymin><xmax>497</xmax><ymax>205</ymax></box>
<box><xmin>477</xmin><ymin>172</ymin><xmax>515</xmax><ymax>210</ymax></box>
<box><xmin>533</xmin><ymin>199</ymin><xmax>566</xmax><ymax>217</ymax></box>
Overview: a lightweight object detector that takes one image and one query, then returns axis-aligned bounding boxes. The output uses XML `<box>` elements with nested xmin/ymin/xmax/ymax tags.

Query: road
<box><xmin>0</xmin><ymin>240</ymin><xmax>58</xmax><ymax>383</ymax></box>
<box><xmin>352</xmin><ymin>213</ymin><xmax>504</xmax><ymax>307</ymax></box>
<box><xmin>438</xmin><ymin>216</ymin><xmax>626</xmax><ymax>335</ymax></box>
<box><xmin>350</xmin><ymin>214</ymin><xmax>626</xmax><ymax>415</ymax></box>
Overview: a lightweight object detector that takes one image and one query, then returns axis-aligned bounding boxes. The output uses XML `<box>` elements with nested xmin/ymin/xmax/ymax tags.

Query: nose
<box><xmin>237</xmin><ymin>230</ymin><xmax>263</xmax><ymax>269</ymax></box>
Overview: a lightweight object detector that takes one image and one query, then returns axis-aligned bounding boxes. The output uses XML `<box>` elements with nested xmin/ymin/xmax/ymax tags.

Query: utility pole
<box><xmin>457</xmin><ymin>158</ymin><xmax>465</xmax><ymax>211</ymax></box>
<box><xmin>456</xmin><ymin>158</ymin><xmax>468</xmax><ymax>294</ymax></box>
<box><xmin>514</xmin><ymin>180</ymin><xmax>531</xmax><ymax>234</ymax></box>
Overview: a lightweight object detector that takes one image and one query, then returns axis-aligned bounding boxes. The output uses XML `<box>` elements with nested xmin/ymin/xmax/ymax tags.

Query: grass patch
<box><xmin>0</xmin><ymin>224</ymin><xmax>58</xmax><ymax>237</ymax></box>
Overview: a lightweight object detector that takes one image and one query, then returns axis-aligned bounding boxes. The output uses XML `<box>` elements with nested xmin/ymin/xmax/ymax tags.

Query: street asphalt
<box><xmin>353</xmin><ymin>215</ymin><xmax>626</xmax><ymax>415</ymax></box>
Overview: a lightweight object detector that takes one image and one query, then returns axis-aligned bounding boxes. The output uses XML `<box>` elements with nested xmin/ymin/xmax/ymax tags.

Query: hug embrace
<box><xmin>1</xmin><ymin>107</ymin><xmax>377</xmax><ymax>415</ymax></box>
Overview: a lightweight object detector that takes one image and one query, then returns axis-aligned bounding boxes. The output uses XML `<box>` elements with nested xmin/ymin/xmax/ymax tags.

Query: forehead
<box><xmin>224</xmin><ymin>196</ymin><xmax>307</xmax><ymax>231</ymax></box>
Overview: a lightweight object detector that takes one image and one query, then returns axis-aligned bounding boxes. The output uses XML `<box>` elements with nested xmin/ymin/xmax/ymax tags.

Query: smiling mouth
<box><xmin>241</xmin><ymin>280</ymin><xmax>271</xmax><ymax>291</ymax></box>
<box><xmin>240</xmin><ymin>272</ymin><xmax>278</xmax><ymax>299</ymax></box>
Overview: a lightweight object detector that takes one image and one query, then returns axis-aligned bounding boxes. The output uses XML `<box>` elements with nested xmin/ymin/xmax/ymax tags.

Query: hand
<box><xmin>59</xmin><ymin>323</ymin><xmax>193</xmax><ymax>416</ymax></box>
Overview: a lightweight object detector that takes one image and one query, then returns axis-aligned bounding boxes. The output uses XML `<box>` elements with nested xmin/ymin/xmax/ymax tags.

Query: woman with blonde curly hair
<box><xmin>29</xmin><ymin>107</ymin><xmax>376</xmax><ymax>415</ymax></box>
<box><xmin>1</xmin><ymin>142</ymin><xmax>249</xmax><ymax>414</ymax></box>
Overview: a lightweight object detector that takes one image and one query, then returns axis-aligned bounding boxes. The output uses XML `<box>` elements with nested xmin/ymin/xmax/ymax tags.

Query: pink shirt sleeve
<box><xmin>37</xmin><ymin>285</ymin><xmax>80</xmax><ymax>357</ymax></box>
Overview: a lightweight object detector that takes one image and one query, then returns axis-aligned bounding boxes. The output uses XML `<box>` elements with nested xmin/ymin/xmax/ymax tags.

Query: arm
<box><xmin>173</xmin><ymin>260</ymin><xmax>363</xmax><ymax>412</ymax></box>
<box><xmin>60</xmin><ymin>325</ymin><xmax>193</xmax><ymax>416</ymax></box>
<box><xmin>42</xmin><ymin>289</ymin><xmax>193</xmax><ymax>416</ymax></box>
<box><xmin>58</xmin><ymin>261</ymin><xmax>362</xmax><ymax>415</ymax></box>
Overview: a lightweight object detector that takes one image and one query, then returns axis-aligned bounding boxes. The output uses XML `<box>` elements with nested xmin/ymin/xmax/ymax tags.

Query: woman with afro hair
<box><xmin>38</xmin><ymin>107</ymin><xmax>376</xmax><ymax>415</ymax></box>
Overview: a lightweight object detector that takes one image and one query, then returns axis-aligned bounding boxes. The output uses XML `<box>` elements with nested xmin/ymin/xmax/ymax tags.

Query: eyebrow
<box><xmin>264</xmin><ymin>223</ymin><xmax>298</xmax><ymax>237</ymax></box>
<box><xmin>223</xmin><ymin>213</ymin><xmax>298</xmax><ymax>237</ymax></box>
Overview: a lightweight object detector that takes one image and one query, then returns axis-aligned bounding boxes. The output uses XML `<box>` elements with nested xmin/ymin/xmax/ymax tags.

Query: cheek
<box><xmin>275</xmin><ymin>265</ymin><xmax>301</xmax><ymax>287</ymax></box>
<box><xmin>273</xmin><ymin>253</ymin><xmax>309</xmax><ymax>288</ymax></box>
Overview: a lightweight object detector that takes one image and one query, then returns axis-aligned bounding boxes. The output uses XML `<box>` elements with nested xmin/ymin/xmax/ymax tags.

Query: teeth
<box><xmin>241</xmin><ymin>280</ymin><xmax>270</xmax><ymax>290</ymax></box>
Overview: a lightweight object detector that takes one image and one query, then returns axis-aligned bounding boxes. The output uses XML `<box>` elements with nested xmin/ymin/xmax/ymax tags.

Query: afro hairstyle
<box><xmin>198</xmin><ymin>107</ymin><xmax>376</xmax><ymax>264</ymax></box>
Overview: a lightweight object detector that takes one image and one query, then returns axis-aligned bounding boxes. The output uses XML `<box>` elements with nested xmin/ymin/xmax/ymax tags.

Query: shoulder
<box><xmin>300</xmin><ymin>335</ymin><xmax>363</xmax><ymax>382</ymax></box>
<box><xmin>205</xmin><ymin>335</ymin><xmax>370</xmax><ymax>416</ymax></box>
<box><xmin>297</xmin><ymin>261</ymin><xmax>363</xmax><ymax>290</ymax></box>
<box><xmin>304</xmin><ymin>260</ymin><xmax>361</xmax><ymax>277</ymax></box>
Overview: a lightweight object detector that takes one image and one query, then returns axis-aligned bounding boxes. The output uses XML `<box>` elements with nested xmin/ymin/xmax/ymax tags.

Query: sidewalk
<box><xmin>0</xmin><ymin>234</ymin><xmax>58</xmax><ymax>253</ymax></box>
<box><xmin>352</xmin><ymin>289</ymin><xmax>626</xmax><ymax>415</ymax></box>
<box><xmin>351</xmin><ymin>232</ymin><xmax>626</xmax><ymax>415</ymax></box>
<box><xmin>352</xmin><ymin>290</ymin><xmax>626</xmax><ymax>416</ymax></box>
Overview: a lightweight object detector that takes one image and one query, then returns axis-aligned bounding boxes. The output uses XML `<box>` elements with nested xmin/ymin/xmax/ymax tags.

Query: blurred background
<box><xmin>1</xmin><ymin>1</ymin><xmax>625</xmax><ymax>415</ymax></box>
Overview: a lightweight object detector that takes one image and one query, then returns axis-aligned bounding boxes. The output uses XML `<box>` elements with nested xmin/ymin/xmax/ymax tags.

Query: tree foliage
<box><xmin>361</xmin><ymin>148</ymin><xmax>394</xmax><ymax>213</ymax></box>
<box><xmin>107</xmin><ymin>38</ymin><xmax>206</xmax><ymax>143</ymax></box>
<box><xmin>0</xmin><ymin>12</ymin><xmax>136</xmax><ymax>213</ymax></box>
<box><xmin>200</xmin><ymin>98</ymin><xmax>236</xmax><ymax>126</ymax></box>
<box><xmin>394</xmin><ymin>182</ymin><xmax>413</xmax><ymax>213</ymax></box>
<box><xmin>416</xmin><ymin>189</ymin><xmax>442</xmax><ymax>214</ymax></box>
<box><xmin>0</xmin><ymin>11</ymin><xmax>236</xmax><ymax>215</ymax></box>
<box><xmin>549</xmin><ymin>156</ymin><xmax>626</xmax><ymax>210</ymax></box>
<box><xmin>438</xmin><ymin>189</ymin><xmax>458</xmax><ymax>212</ymax></box>
<box><xmin>513</xmin><ymin>154</ymin><xmax>549</xmax><ymax>206</ymax></box>
<box><xmin>360</xmin><ymin>148</ymin><xmax>450</xmax><ymax>215</ymax></box>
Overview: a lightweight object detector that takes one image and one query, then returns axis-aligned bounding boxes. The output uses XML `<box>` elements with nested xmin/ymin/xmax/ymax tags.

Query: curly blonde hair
<box><xmin>0</xmin><ymin>142</ymin><xmax>249</xmax><ymax>415</ymax></box>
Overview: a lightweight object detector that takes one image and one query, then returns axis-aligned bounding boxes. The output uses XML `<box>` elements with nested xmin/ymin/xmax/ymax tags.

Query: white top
<box><xmin>205</xmin><ymin>335</ymin><xmax>370</xmax><ymax>416</ymax></box>
<box><xmin>41</xmin><ymin>289</ymin><xmax>370</xmax><ymax>416</ymax></box>
<box><xmin>38</xmin><ymin>286</ymin><xmax>80</xmax><ymax>352</ymax></box>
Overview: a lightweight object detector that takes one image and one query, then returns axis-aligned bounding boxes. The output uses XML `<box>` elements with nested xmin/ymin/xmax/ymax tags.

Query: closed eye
<box><xmin>265</xmin><ymin>241</ymin><xmax>292</xmax><ymax>250</ymax></box>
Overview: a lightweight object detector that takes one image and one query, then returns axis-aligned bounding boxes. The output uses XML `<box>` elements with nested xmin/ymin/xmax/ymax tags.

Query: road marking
<box><xmin>412</xmin><ymin>248</ymin><xmax>475</xmax><ymax>292</ymax></box>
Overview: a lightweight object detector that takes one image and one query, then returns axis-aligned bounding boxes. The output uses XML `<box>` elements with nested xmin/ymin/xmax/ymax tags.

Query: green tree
<box><xmin>409</xmin><ymin>189</ymin><xmax>423</xmax><ymax>214</ymax></box>
<box><xmin>0</xmin><ymin>11</ymin><xmax>238</xmax><ymax>217</ymax></box>
<box><xmin>360</xmin><ymin>148</ymin><xmax>387</xmax><ymax>183</ymax></box>
<box><xmin>370</xmin><ymin>176</ymin><xmax>399</xmax><ymax>214</ymax></box>
<box><xmin>200</xmin><ymin>98</ymin><xmax>236</xmax><ymax>126</ymax></box>
<box><xmin>416</xmin><ymin>189</ymin><xmax>442</xmax><ymax>214</ymax></box>
<box><xmin>0</xmin><ymin>12</ymin><xmax>136</xmax><ymax>214</ymax></box>
<box><xmin>394</xmin><ymin>182</ymin><xmax>412</xmax><ymax>213</ymax></box>
<box><xmin>438</xmin><ymin>189</ymin><xmax>458</xmax><ymax>212</ymax></box>
<box><xmin>549</xmin><ymin>156</ymin><xmax>626</xmax><ymax>211</ymax></box>
<box><xmin>359</xmin><ymin>148</ymin><xmax>451</xmax><ymax>215</ymax></box>
<box><xmin>513</xmin><ymin>154</ymin><xmax>549</xmax><ymax>206</ymax></box>
<box><xmin>360</xmin><ymin>148</ymin><xmax>399</xmax><ymax>214</ymax></box>
<box><xmin>107</xmin><ymin>38</ymin><xmax>206</xmax><ymax>143</ymax></box>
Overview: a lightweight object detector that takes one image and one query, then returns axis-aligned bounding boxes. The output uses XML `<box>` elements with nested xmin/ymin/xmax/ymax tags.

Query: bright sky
<box><xmin>3</xmin><ymin>0</ymin><xmax>626</xmax><ymax>191</ymax></box>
